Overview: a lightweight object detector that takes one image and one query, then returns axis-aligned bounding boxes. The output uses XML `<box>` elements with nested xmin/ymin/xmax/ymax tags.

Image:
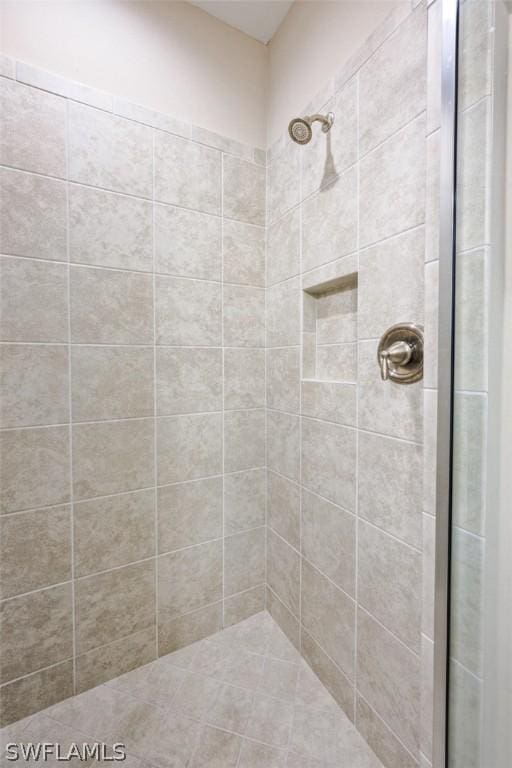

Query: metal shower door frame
<box><xmin>433</xmin><ymin>0</ymin><xmax>459</xmax><ymax>766</ymax></box>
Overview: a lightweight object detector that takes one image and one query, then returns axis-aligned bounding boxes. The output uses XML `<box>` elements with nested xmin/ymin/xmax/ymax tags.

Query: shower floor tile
<box><xmin>1</xmin><ymin>612</ymin><xmax>383</xmax><ymax>767</ymax></box>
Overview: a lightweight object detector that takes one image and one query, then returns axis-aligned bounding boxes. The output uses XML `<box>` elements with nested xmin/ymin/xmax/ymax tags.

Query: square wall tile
<box><xmin>358</xmin><ymin>227</ymin><xmax>425</xmax><ymax>339</ymax></box>
<box><xmin>0</xmin><ymin>426</ymin><xmax>70</xmax><ymax>514</ymax></box>
<box><xmin>224</xmin><ymin>349</ymin><xmax>265</xmax><ymax>410</ymax></box>
<box><xmin>75</xmin><ymin>560</ymin><xmax>155</xmax><ymax>654</ymax></box>
<box><xmin>360</xmin><ymin>115</ymin><xmax>426</xmax><ymax>247</ymax></box>
<box><xmin>0</xmin><ymin>662</ymin><xmax>73</xmax><ymax>728</ymax></box>
<box><xmin>266</xmin><ymin>529</ymin><xmax>300</xmax><ymax>618</ymax></box>
<box><xmin>68</xmin><ymin>102</ymin><xmax>153</xmax><ymax>197</ymax></box>
<box><xmin>74</xmin><ymin>489</ymin><xmax>155</xmax><ymax>577</ymax></box>
<box><xmin>301</xmin><ymin>417</ymin><xmax>356</xmax><ymax>511</ymax></box>
<box><xmin>266</xmin><ymin>410</ymin><xmax>300</xmax><ymax>482</ymax></box>
<box><xmin>268</xmin><ymin>141</ymin><xmax>300</xmax><ymax>223</ymax></box>
<box><xmin>359</xmin><ymin>5</ymin><xmax>426</xmax><ymax>154</ymax></box>
<box><xmin>155</xmin><ymin>204</ymin><xmax>221</xmax><ymax>280</ymax></box>
<box><xmin>266</xmin><ymin>586</ymin><xmax>300</xmax><ymax>651</ymax></box>
<box><xmin>356</xmin><ymin>695</ymin><xmax>416</xmax><ymax>768</ymax></box>
<box><xmin>452</xmin><ymin>392</ymin><xmax>486</xmax><ymax>535</ymax></box>
<box><xmin>301</xmin><ymin>489</ymin><xmax>355</xmax><ymax>597</ymax></box>
<box><xmin>267</xmin><ymin>208</ymin><xmax>300</xmax><ymax>286</ymax></box>
<box><xmin>69</xmin><ymin>185</ymin><xmax>153</xmax><ymax>272</ymax></box>
<box><xmin>156</xmin><ymin>347</ymin><xmax>222</xmax><ymax>415</ymax></box>
<box><xmin>158</xmin><ymin>477</ymin><xmax>223</xmax><ymax>553</ymax></box>
<box><xmin>224</xmin><ymin>527</ymin><xmax>265</xmax><ymax>596</ymax></box>
<box><xmin>0</xmin><ymin>583</ymin><xmax>73</xmax><ymax>684</ymax></box>
<box><xmin>267</xmin><ymin>471</ymin><xmax>300</xmax><ymax>551</ymax></box>
<box><xmin>223</xmin><ymin>156</ymin><xmax>265</xmax><ymax>226</ymax></box>
<box><xmin>0</xmin><ymin>344</ymin><xmax>69</xmax><ymax>428</ymax></box>
<box><xmin>266</xmin><ymin>347</ymin><xmax>300</xmax><ymax>414</ymax></box>
<box><xmin>448</xmin><ymin>658</ymin><xmax>482</xmax><ymax>768</ymax></box>
<box><xmin>358</xmin><ymin>431</ymin><xmax>423</xmax><ymax>549</ymax></box>
<box><xmin>224</xmin><ymin>409</ymin><xmax>265</xmax><ymax>473</ymax></box>
<box><xmin>156</xmin><ymin>275</ymin><xmax>222</xmax><ymax>346</ymax></box>
<box><xmin>301</xmin><ymin>559</ymin><xmax>355</xmax><ymax>680</ymax></box>
<box><xmin>223</xmin><ymin>221</ymin><xmax>265</xmax><ymax>287</ymax></box>
<box><xmin>0</xmin><ymin>79</ymin><xmax>66</xmax><ymax>177</ymax></box>
<box><xmin>70</xmin><ymin>266</ymin><xmax>153</xmax><ymax>345</ymax></box>
<box><xmin>358</xmin><ymin>521</ymin><xmax>422</xmax><ymax>653</ymax></box>
<box><xmin>158</xmin><ymin>540</ymin><xmax>222</xmax><ymax>619</ymax></box>
<box><xmin>157</xmin><ymin>413</ymin><xmax>222</xmax><ymax>485</ymax></box>
<box><xmin>223</xmin><ymin>585</ymin><xmax>265</xmax><ymax>626</ymax></box>
<box><xmin>73</xmin><ymin>419</ymin><xmax>154</xmax><ymax>500</ymax></box>
<box><xmin>266</xmin><ymin>278</ymin><xmax>301</xmax><ymax>348</ymax></box>
<box><xmin>301</xmin><ymin>630</ymin><xmax>354</xmax><ymax>720</ymax></box>
<box><xmin>0</xmin><ymin>257</ymin><xmax>68</xmax><ymax>343</ymax></box>
<box><xmin>301</xmin><ymin>77</ymin><xmax>357</xmax><ymax>200</ymax></box>
<box><xmin>75</xmin><ymin>626</ymin><xmax>156</xmax><ymax>693</ymax></box>
<box><xmin>302</xmin><ymin>169</ymin><xmax>358</xmax><ymax>273</ymax></box>
<box><xmin>316</xmin><ymin>343</ymin><xmax>357</xmax><ymax>382</ymax></box>
<box><xmin>158</xmin><ymin>602</ymin><xmax>222</xmax><ymax>656</ymax></box>
<box><xmin>155</xmin><ymin>132</ymin><xmax>221</xmax><ymax>214</ymax></box>
<box><xmin>454</xmin><ymin>249</ymin><xmax>488</xmax><ymax>391</ymax></box>
<box><xmin>301</xmin><ymin>381</ymin><xmax>356</xmax><ymax>426</ymax></box>
<box><xmin>0</xmin><ymin>168</ymin><xmax>67</xmax><ymax>261</ymax></box>
<box><xmin>450</xmin><ymin>527</ymin><xmax>484</xmax><ymax>676</ymax></box>
<box><xmin>72</xmin><ymin>346</ymin><xmax>153</xmax><ymax>422</ymax></box>
<box><xmin>224</xmin><ymin>469</ymin><xmax>266</xmax><ymax>535</ymax></box>
<box><xmin>456</xmin><ymin>98</ymin><xmax>490</xmax><ymax>252</ymax></box>
<box><xmin>357</xmin><ymin>609</ymin><xmax>420</xmax><ymax>755</ymax></box>
<box><xmin>223</xmin><ymin>285</ymin><xmax>265</xmax><ymax>347</ymax></box>
<box><xmin>0</xmin><ymin>505</ymin><xmax>71</xmax><ymax>599</ymax></box>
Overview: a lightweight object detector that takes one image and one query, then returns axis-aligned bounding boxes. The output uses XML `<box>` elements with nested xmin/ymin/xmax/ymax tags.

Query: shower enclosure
<box><xmin>434</xmin><ymin>1</ymin><xmax>512</xmax><ymax>767</ymax></box>
<box><xmin>0</xmin><ymin>0</ymin><xmax>510</xmax><ymax>766</ymax></box>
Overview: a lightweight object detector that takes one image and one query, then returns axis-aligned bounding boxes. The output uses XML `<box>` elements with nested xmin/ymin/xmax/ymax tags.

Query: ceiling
<box><xmin>189</xmin><ymin>1</ymin><xmax>294</xmax><ymax>44</ymax></box>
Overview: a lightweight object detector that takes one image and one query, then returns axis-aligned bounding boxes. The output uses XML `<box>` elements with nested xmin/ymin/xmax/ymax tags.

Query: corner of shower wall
<box><xmin>265</xmin><ymin>2</ymin><xmax>433</xmax><ymax>766</ymax></box>
<box><xmin>0</xmin><ymin>58</ymin><xmax>268</xmax><ymax>726</ymax></box>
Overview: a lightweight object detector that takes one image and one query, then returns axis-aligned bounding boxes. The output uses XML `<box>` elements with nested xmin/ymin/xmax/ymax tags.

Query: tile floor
<box><xmin>1</xmin><ymin>612</ymin><xmax>383</xmax><ymax>767</ymax></box>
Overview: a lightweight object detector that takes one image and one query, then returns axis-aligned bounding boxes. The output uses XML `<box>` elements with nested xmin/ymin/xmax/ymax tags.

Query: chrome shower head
<box><xmin>288</xmin><ymin>112</ymin><xmax>334</xmax><ymax>145</ymax></box>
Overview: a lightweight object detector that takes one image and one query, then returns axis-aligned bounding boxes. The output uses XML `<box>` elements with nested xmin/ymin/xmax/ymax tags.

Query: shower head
<box><xmin>288</xmin><ymin>112</ymin><xmax>334</xmax><ymax>145</ymax></box>
<box><xmin>288</xmin><ymin>117</ymin><xmax>313</xmax><ymax>145</ymax></box>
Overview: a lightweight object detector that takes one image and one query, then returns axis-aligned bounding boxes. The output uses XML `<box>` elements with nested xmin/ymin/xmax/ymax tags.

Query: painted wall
<box><xmin>266</xmin><ymin>0</ymin><xmax>404</xmax><ymax>145</ymax></box>
<box><xmin>0</xmin><ymin>0</ymin><xmax>267</xmax><ymax>147</ymax></box>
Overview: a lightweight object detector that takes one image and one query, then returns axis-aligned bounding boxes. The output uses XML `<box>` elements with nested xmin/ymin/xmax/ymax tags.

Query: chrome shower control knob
<box><xmin>377</xmin><ymin>323</ymin><xmax>424</xmax><ymax>384</ymax></box>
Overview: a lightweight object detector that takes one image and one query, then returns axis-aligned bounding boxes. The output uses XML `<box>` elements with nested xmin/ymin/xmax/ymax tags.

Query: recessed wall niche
<box><xmin>303</xmin><ymin>269</ymin><xmax>358</xmax><ymax>383</ymax></box>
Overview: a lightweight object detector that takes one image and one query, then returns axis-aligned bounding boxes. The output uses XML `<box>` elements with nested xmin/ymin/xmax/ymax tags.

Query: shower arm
<box><xmin>306</xmin><ymin>113</ymin><xmax>334</xmax><ymax>133</ymax></box>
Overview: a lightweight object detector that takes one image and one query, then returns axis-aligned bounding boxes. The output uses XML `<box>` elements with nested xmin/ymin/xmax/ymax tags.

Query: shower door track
<box><xmin>433</xmin><ymin>0</ymin><xmax>459</xmax><ymax>766</ymax></box>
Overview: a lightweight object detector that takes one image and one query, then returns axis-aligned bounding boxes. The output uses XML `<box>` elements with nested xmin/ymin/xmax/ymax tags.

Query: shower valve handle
<box><xmin>379</xmin><ymin>341</ymin><xmax>412</xmax><ymax>381</ymax></box>
<box><xmin>376</xmin><ymin>323</ymin><xmax>424</xmax><ymax>384</ymax></box>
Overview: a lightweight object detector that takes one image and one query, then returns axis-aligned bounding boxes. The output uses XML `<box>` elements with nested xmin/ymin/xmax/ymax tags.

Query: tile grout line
<box><xmin>298</xmin><ymin>138</ymin><xmax>303</xmax><ymax>654</ymax></box>
<box><xmin>152</xmin><ymin>128</ymin><xmax>159</xmax><ymax>661</ymax></box>
<box><xmin>221</xmin><ymin>151</ymin><xmax>226</xmax><ymax>629</ymax></box>
<box><xmin>263</xmin><ymin>154</ymin><xmax>268</xmax><ymax>616</ymax></box>
<box><xmin>64</xmin><ymin>96</ymin><xmax>77</xmax><ymax>695</ymax></box>
<box><xmin>353</xmin><ymin>69</ymin><xmax>361</xmax><ymax>723</ymax></box>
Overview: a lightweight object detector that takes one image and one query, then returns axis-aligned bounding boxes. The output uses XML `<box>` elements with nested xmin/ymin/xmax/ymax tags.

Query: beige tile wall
<box><xmin>265</xmin><ymin>3</ymin><xmax>428</xmax><ymax>767</ymax></box>
<box><xmin>0</xmin><ymin>65</ymin><xmax>266</xmax><ymax>726</ymax></box>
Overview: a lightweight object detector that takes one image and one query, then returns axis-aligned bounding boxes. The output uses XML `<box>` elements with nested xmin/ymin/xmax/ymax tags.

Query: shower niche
<box><xmin>302</xmin><ymin>264</ymin><xmax>358</xmax><ymax>383</ymax></box>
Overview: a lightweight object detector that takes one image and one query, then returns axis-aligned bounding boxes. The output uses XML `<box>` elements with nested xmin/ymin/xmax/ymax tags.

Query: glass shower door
<box><xmin>448</xmin><ymin>0</ymin><xmax>512</xmax><ymax>766</ymax></box>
